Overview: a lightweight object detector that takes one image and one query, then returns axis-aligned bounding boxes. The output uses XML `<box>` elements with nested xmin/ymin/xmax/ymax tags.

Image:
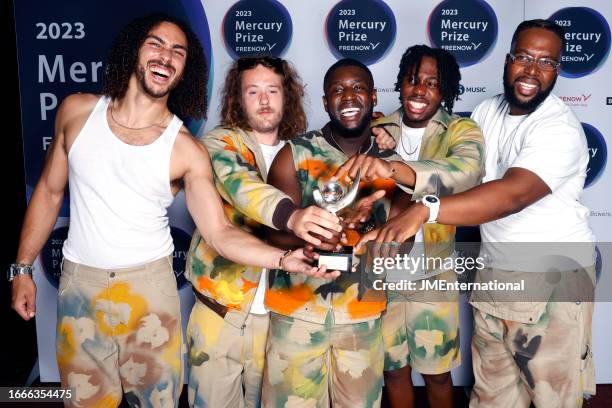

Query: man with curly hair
<box><xmin>10</xmin><ymin>13</ymin><xmax>327</xmax><ymax>408</ymax></box>
<box><xmin>185</xmin><ymin>55</ymin><xmax>344</xmax><ymax>408</ymax></box>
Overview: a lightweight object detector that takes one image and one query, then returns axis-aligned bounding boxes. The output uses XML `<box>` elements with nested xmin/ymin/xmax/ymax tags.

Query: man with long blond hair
<box><xmin>185</xmin><ymin>56</ymin><xmax>343</xmax><ymax>408</ymax></box>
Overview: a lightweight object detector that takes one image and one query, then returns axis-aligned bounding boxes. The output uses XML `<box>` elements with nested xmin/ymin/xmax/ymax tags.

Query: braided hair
<box><xmin>394</xmin><ymin>45</ymin><xmax>461</xmax><ymax>114</ymax></box>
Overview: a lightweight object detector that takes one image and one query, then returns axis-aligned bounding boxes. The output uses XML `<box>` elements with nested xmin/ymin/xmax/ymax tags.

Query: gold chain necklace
<box><xmin>329</xmin><ymin>131</ymin><xmax>373</xmax><ymax>157</ymax></box>
<box><xmin>109</xmin><ymin>103</ymin><xmax>169</xmax><ymax>131</ymax></box>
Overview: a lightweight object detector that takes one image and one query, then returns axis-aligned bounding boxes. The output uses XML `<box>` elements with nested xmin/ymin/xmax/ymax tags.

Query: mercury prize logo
<box><xmin>223</xmin><ymin>0</ymin><xmax>293</xmax><ymax>59</ymax></box>
<box><xmin>428</xmin><ymin>0</ymin><xmax>498</xmax><ymax>67</ymax></box>
<box><xmin>550</xmin><ymin>7</ymin><xmax>611</xmax><ymax>78</ymax></box>
<box><xmin>326</xmin><ymin>0</ymin><xmax>397</xmax><ymax>65</ymax></box>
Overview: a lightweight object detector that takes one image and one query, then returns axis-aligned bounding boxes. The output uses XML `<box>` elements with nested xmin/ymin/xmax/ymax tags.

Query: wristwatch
<box><xmin>7</xmin><ymin>263</ymin><xmax>33</xmax><ymax>282</ymax></box>
<box><xmin>420</xmin><ymin>195</ymin><xmax>440</xmax><ymax>224</ymax></box>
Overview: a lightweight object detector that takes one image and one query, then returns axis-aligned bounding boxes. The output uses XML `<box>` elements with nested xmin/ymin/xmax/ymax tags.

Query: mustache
<box><xmin>513</xmin><ymin>76</ymin><xmax>542</xmax><ymax>88</ymax></box>
<box><xmin>257</xmin><ymin>108</ymin><xmax>276</xmax><ymax>114</ymax></box>
<box><xmin>148</xmin><ymin>60</ymin><xmax>175</xmax><ymax>73</ymax></box>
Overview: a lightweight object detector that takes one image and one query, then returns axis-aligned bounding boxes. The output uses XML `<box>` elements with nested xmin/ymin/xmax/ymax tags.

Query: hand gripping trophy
<box><xmin>312</xmin><ymin>170</ymin><xmax>361</xmax><ymax>273</ymax></box>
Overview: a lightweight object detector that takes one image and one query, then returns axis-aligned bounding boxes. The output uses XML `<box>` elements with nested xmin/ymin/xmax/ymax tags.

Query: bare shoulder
<box><xmin>174</xmin><ymin>125</ymin><xmax>208</xmax><ymax>157</ymax></box>
<box><xmin>54</xmin><ymin>93</ymin><xmax>101</xmax><ymax>152</ymax></box>
<box><xmin>171</xmin><ymin>125</ymin><xmax>211</xmax><ymax>181</ymax></box>
<box><xmin>57</xmin><ymin>93</ymin><xmax>100</xmax><ymax>125</ymax></box>
<box><xmin>57</xmin><ymin>93</ymin><xmax>100</xmax><ymax>135</ymax></box>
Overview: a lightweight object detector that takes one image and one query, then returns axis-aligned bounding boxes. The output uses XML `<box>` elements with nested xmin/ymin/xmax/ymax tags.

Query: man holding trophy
<box><xmin>335</xmin><ymin>45</ymin><xmax>485</xmax><ymax>407</ymax></box>
<box><xmin>261</xmin><ymin>59</ymin><xmax>406</xmax><ymax>408</ymax></box>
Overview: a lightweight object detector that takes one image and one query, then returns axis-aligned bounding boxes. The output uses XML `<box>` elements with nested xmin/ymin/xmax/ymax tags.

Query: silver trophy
<box><xmin>313</xmin><ymin>169</ymin><xmax>361</xmax><ymax>213</ymax></box>
<box><xmin>311</xmin><ymin>170</ymin><xmax>361</xmax><ymax>272</ymax></box>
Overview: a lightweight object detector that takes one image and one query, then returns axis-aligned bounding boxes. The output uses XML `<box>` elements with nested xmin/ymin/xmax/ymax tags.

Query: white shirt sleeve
<box><xmin>510</xmin><ymin>120</ymin><xmax>587</xmax><ymax>192</ymax></box>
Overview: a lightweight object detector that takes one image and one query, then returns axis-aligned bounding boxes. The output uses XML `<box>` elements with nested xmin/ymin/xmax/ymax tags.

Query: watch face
<box><xmin>425</xmin><ymin>195</ymin><xmax>439</xmax><ymax>204</ymax></box>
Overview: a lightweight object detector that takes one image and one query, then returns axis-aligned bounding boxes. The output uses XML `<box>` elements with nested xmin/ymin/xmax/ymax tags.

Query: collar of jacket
<box><xmin>371</xmin><ymin>107</ymin><xmax>453</xmax><ymax>152</ymax></box>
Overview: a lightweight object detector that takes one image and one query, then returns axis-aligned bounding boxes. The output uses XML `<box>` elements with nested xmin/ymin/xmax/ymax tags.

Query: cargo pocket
<box><xmin>580</xmin><ymin>343</ymin><xmax>595</xmax><ymax>395</ymax></box>
<box><xmin>57</xmin><ymin>259</ymin><xmax>74</xmax><ymax>297</ymax></box>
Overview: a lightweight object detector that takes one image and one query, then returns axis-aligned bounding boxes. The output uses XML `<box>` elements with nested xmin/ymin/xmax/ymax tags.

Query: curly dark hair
<box><xmin>395</xmin><ymin>45</ymin><xmax>461</xmax><ymax>114</ymax></box>
<box><xmin>220</xmin><ymin>56</ymin><xmax>307</xmax><ymax>141</ymax></box>
<box><xmin>102</xmin><ymin>12</ymin><xmax>208</xmax><ymax>119</ymax></box>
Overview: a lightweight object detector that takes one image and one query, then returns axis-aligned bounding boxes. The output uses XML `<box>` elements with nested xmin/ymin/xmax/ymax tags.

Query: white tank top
<box><xmin>62</xmin><ymin>96</ymin><xmax>181</xmax><ymax>268</ymax></box>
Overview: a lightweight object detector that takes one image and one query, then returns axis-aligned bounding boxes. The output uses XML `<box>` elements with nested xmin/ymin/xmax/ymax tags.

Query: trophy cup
<box><xmin>312</xmin><ymin>170</ymin><xmax>361</xmax><ymax>273</ymax></box>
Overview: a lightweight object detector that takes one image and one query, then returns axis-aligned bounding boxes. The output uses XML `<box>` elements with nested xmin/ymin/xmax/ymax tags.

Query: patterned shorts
<box><xmin>262</xmin><ymin>312</ymin><xmax>384</xmax><ymax>408</ymax></box>
<box><xmin>187</xmin><ymin>301</ymin><xmax>269</xmax><ymax>408</ymax></box>
<box><xmin>56</xmin><ymin>257</ymin><xmax>183</xmax><ymax>408</ymax></box>
<box><xmin>381</xmin><ymin>299</ymin><xmax>460</xmax><ymax>375</ymax></box>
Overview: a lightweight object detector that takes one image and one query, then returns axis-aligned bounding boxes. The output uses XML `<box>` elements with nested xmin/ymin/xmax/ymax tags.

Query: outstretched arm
<box><xmin>266</xmin><ymin>144</ymin><xmax>344</xmax><ymax>253</ymax></box>
<box><xmin>203</xmin><ymin>129</ymin><xmax>340</xmax><ymax>245</ymax></box>
<box><xmin>359</xmin><ymin>167</ymin><xmax>550</xmax><ymax>245</ymax></box>
<box><xmin>339</xmin><ymin>118</ymin><xmax>485</xmax><ymax>196</ymax></box>
<box><xmin>178</xmin><ymin>134</ymin><xmax>337</xmax><ymax>278</ymax></box>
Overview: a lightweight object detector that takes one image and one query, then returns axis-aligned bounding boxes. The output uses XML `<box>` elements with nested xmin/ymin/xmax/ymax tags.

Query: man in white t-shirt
<box><xmin>359</xmin><ymin>20</ymin><xmax>596</xmax><ymax>407</ymax></box>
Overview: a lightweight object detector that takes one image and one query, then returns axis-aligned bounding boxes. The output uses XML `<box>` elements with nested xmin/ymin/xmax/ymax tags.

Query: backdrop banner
<box><xmin>14</xmin><ymin>0</ymin><xmax>611</xmax><ymax>384</ymax></box>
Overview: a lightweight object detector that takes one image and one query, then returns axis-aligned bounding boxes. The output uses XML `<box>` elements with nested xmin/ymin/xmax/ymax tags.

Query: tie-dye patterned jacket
<box><xmin>265</xmin><ymin>124</ymin><xmax>399</xmax><ymax>325</ymax></box>
<box><xmin>186</xmin><ymin>126</ymin><xmax>294</xmax><ymax>328</ymax></box>
<box><xmin>372</xmin><ymin>108</ymin><xmax>485</xmax><ymax>261</ymax></box>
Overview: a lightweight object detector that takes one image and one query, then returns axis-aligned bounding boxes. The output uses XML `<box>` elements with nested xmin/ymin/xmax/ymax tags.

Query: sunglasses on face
<box><xmin>237</xmin><ymin>56</ymin><xmax>285</xmax><ymax>74</ymax></box>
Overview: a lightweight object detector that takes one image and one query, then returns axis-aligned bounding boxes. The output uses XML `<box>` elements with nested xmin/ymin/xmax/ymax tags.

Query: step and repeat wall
<box><xmin>14</xmin><ymin>0</ymin><xmax>611</xmax><ymax>384</ymax></box>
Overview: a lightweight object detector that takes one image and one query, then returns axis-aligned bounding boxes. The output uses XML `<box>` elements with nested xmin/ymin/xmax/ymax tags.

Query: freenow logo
<box><xmin>551</xmin><ymin>7</ymin><xmax>611</xmax><ymax>78</ymax></box>
<box><xmin>428</xmin><ymin>0</ymin><xmax>498</xmax><ymax>67</ymax></box>
<box><xmin>582</xmin><ymin>122</ymin><xmax>607</xmax><ymax>188</ymax></box>
<box><xmin>326</xmin><ymin>0</ymin><xmax>396</xmax><ymax>65</ymax></box>
<box><xmin>559</xmin><ymin>93</ymin><xmax>592</xmax><ymax>108</ymax></box>
<box><xmin>458</xmin><ymin>84</ymin><xmax>487</xmax><ymax>95</ymax></box>
<box><xmin>223</xmin><ymin>0</ymin><xmax>292</xmax><ymax>59</ymax></box>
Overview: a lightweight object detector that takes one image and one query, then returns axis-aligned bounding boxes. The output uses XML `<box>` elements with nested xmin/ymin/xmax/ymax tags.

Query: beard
<box><xmin>136</xmin><ymin>62</ymin><xmax>180</xmax><ymax>98</ymax></box>
<box><xmin>247</xmin><ymin>108</ymin><xmax>283</xmax><ymax>134</ymax></box>
<box><xmin>329</xmin><ymin>106</ymin><xmax>374</xmax><ymax>138</ymax></box>
<box><xmin>503</xmin><ymin>64</ymin><xmax>556</xmax><ymax>113</ymax></box>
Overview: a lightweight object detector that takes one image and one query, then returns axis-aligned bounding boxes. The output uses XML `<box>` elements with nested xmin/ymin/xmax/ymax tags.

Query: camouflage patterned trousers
<box><xmin>262</xmin><ymin>312</ymin><xmax>384</xmax><ymax>408</ymax></box>
<box><xmin>470</xmin><ymin>301</ymin><xmax>594</xmax><ymax>408</ymax></box>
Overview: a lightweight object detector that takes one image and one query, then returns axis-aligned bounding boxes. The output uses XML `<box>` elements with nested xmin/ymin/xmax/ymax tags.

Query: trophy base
<box><xmin>316</xmin><ymin>246</ymin><xmax>353</xmax><ymax>273</ymax></box>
